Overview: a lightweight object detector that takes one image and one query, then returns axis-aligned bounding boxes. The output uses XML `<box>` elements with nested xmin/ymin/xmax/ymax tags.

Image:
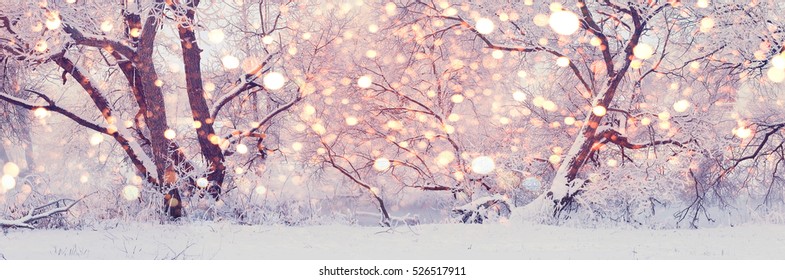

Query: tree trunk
<box><xmin>530</xmin><ymin>6</ymin><xmax>645</xmax><ymax>218</ymax></box>
<box><xmin>173</xmin><ymin>0</ymin><xmax>226</xmax><ymax>199</ymax></box>
<box><xmin>543</xmin><ymin>89</ymin><xmax>616</xmax><ymax>215</ymax></box>
<box><xmin>134</xmin><ymin>1</ymin><xmax>184</xmax><ymax>219</ymax></box>
<box><xmin>535</xmin><ymin>62</ymin><xmax>634</xmax><ymax>218</ymax></box>
<box><xmin>164</xmin><ymin>187</ymin><xmax>184</xmax><ymax>219</ymax></box>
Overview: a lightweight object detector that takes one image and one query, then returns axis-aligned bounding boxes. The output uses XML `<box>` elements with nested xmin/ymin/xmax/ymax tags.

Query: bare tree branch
<box><xmin>0</xmin><ymin>192</ymin><xmax>95</xmax><ymax>229</ymax></box>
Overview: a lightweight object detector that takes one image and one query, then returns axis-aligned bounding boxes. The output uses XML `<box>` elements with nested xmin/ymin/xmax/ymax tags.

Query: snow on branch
<box><xmin>0</xmin><ymin>90</ymin><xmax>159</xmax><ymax>183</ymax></box>
<box><xmin>732</xmin><ymin>123</ymin><xmax>785</xmax><ymax>164</ymax></box>
<box><xmin>0</xmin><ymin>90</ymin><xmax>107</xmax><ymax>133</ymax></box>
<box><xmin>452</xmin><ymin>194</ymin><xmax>512</xmax><ymax>224</ymax></box>
<box><xmin>62</xmin><ymin>23</ymin><xmax>136</xmax><ymax>60</ymax></box>
<box><xmin>210</xmin><ymin>54</ymin><xmax>277</xmax><ymax>119</ymax></box>
<box><xmin>597</xmin><ymin>129</ymin><xmax>691</xmax><ymax>150</ymax></box>
<box><xmin>221</xmin><ymin>92</ymin><xmax>303</xmax><ymax>143</ymax></box>
<box><xmin>423</xmin><ymin>11</ymin><xmax>592</xmax><ymax>92</ymax></box>
<box><xmin>0</xmin><ymin>193</ymin><xmax>94</xmax><ymax>229</ymax></box>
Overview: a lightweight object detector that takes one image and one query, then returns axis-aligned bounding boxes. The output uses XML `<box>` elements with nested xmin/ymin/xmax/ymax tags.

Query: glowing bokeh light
<box><xmin>549</xmin><ymin>10</ymin><xmax>580</xmax><ymax>36</ymax></box>
<box><xmin>556</xmin><ymin>57</ymin><xmax>570</xmax><ymax>67</ymax></box>
<box><xmin>658</xmin><ymin>111</ymin><xmax>671</xmax><ymax>121</ymax></box>
<box><xmin>164</xmin><ymin>129</ymin><xmax>177</xmax><ymax>140</ymax></box>
<box><xmin>292</xmin><ymin>142</ymin><xmax>304</xmax><ymax>151</ymax></box>
<box><xmin>89</xmin><ymin>133</ymin><xmax>104</xmax><ymax>146</ymax></box>
<box><xmin>435</xmin><ymin>151</ymin><xmax>456</xmax><ymax>166</ymax></box>
<box><xmin>3</xmin><ymin>162</ymin><xmax>20</xmax><ymax>177</ymax></box>
<box><xmin>357</xmin><ymin>75</ymin><xmax>373</xmax><ymax>88</ymax></box>
<box><xmin>592</xmin><ymin>106</ymin><xmax>607</xmax><ymax>117</ymax></box>
<box><xmin>196</xmin><ymin>178</ymin><xmax>209</xmax><ymax>188</ymax></box>
<box><xmin>204</xmin><ymin>82</ymin><xmax>216</xmax><ymax>92</ymax></box>
<box><xmin>34</xmin><ymin>107</ymin><xmax>49</xmax><ymax>119</ymax></box>
<box><xmin>45</xmin><ymin>16</ymin><xmax>61</xmax><ymax>30</ymax></box>
<box><xmin>735</xmin><ymin>127</ymin><xmax>752</xmax><ymax>139</ymax></box>
<box><xmin>633</xmin><ymin>43</ymin><xmax>654</xmax><ymax>60</ymax></box>
<box><xmin>532</xmin><ymin>96</ymin><xmax>545</xmax><ymax>107</ymax></box>
<box><xmin>1</xmin><ymin>175</ymin><xmax>15</xmax><ymax>191</ymax></box>
<box><xmin>311</xmin><ymin>123</ymin><xmax>326</xmax><ymax>135</ymax></box>
<box><xmin>673</xmin><ymin>99</ymin><xmax>691</xmax><ymax>113</ymax></box>
<box><xmin>346</xmin><ymin>116</ymin><xmax>359</xmax><ymax>126</ymax></box>
<box><xmin>373</xmin><ymin>157</ymin><xmax>391</xmax><ymax>171</ymax></box>
<box><xmin>491</xmin><ymin>50</ymin><xmax>504</xmax><ymax>59</ymax></box>
<box><xmin>208</xmin><ymin>29</ymin><xmax>225</xmax><ymax>44</ymax></box>
<box><xmin>772</xmin><ymin>55</ymin><xmax>785</xmax><ymax>69</ymax></box>
<box><xmin>700</xmin><ymin>17</ymin><xmax>715</xmax><ymax>32</ymax></box>
<box><xmin>590</xmin><ymin>37</ymin><xmax>602</xmax><ymax>46</ymax></box>
<box><xmin>659</xmin><ymin>121</ymin><xmax>671</xmax><ymax>130</ymax></box>
<box><xmin>222</xmin><ymin>55</ymin><xmax>240</xmax><ymax>69</ymax></box>
<box><xmin>236</xmin><ymin>143</ymin><xmax>249</xmax><ymax>154</ymax></box>
<box><xmin>100</xmin><ymin>21</ymin><xmax>113</xmax><ymax>32</ymax></box>
<box><xmin>512</xmin><ymin>91</ymin><xmax>526</xmax><ymax>102</ymax></box>
<box><xmin>533</xmin><ymin>14</ymin><xmax>549</xmax><ymax>27</ymax></box>
<box><xmin>543</xmin><ymin>100</ymin><xmax>557</xmax><ymax>112</ymax></box>
<box><xmin>386</xmin><ymin>120</ymin><xmax>403</xmax><ymax>130</ymax></box>
<box><xmin>767</xmin><ymin>67</ymin><xmax>785</xmax><ymax>83</ymax></box>
<box><xmin>263</xmin><ymin>72</ymin><xmax>286</xmax><ymax>90</ymax></box>
<box><xmin>129</xmin><ymin>28</ymin><xmax>142</xmax><ymax>38</ymax></box>
<box><xmin>471</xmin><ymin>156</ymin><xmax>496</xmax><ymax>174</ymax></box>
<box><xmin>122</xmin><ymin>185</ymin><xmax>140</xmax><ymax>201</ymax></box>
<box><xmin>385</xmin><ymin>2</ymin><xmax>397</xmax><ymax>15</ymax></box>
<box><xmin>34</xmin><ymin>40</ymin><xmax>48</xmax><ymax>53</ymax></box>
<box><xmin>475</xmin><ymin>18</ymin><xmax>495</xmax><ymax>34</ymax></box>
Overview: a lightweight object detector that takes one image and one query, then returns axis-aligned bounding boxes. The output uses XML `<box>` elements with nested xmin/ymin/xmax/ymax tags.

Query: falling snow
<box><xmin>1</xmin><ymin>0</ymin><xmax>785</xmax><ymax>260</ymax></box>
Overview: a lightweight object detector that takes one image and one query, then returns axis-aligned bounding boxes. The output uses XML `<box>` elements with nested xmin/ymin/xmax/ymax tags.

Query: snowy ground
<box><xmin>2</xmin><ymin>221</ymin><xmax>784</xmax><ymax>259</ymax></box>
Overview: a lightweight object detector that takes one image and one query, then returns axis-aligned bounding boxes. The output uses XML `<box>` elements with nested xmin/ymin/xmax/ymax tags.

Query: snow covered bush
<box><xmin>452</xmin><ymin>195</ymin><xmax>512</xmax><ymax>224</ymax></box>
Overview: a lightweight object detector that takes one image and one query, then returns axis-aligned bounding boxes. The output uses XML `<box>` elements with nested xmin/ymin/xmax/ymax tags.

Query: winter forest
<box><xmin>1</xmin><ymin>0</ymin><xmax>785</xmax><ymax>259</ymax></box>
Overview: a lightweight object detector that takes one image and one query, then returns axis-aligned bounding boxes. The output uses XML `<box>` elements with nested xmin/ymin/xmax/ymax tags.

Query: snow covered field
<box><xmin>2</xmin><ymin>222</ymin><xmax>784</xmax><ymax>260</ymax></box>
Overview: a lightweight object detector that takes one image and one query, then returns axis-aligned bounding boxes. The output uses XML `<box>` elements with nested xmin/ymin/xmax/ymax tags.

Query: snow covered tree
<box><xmin>0</xmin><ymin>0</ymin><xmax>333</xmax><ymax>219</ymax></box>
<box><xmin>388</xmin><ymin>0</ymin><xmax>785</xmax><ymax>223</ymax></box>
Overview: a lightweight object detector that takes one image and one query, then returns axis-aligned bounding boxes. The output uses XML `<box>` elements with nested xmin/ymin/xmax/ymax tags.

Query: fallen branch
<box><xmin>0</xmin><ymin>192</ymin><xmax>95</xmax><ymax>229</ymax></box>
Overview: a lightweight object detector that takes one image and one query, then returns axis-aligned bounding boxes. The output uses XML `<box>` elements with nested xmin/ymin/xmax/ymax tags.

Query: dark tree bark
<box><xmin>170</xmin><ymin>0</ymin><xmax>226</xmax><ymax>199</ymax></box>
<box><xmin>543</xmin><ymin>2</ymin><xmax>647</xmax><ymax>216</ymax></box>
<box><xmin>1</xmin><ymin>0</ymin><xmax>294</xmax><ymax>220</ymax></box>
